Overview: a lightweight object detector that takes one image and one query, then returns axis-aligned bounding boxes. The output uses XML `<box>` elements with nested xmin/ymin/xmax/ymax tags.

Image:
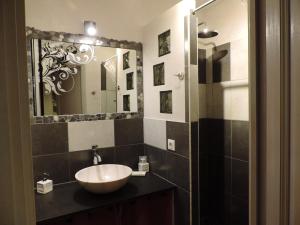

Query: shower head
<box><xmin>198</xmin><ymin>30</ymin><xmax>219</xmax><ymax>38</ymax></box>
<box><xmin>198</xmin><ymin>22</ymin><xmax>219</xmax><ymax>39</ymax></box>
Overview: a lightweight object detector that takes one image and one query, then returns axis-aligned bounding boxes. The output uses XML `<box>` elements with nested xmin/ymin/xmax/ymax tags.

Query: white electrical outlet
<box><xmin>168</xmin><ymin>139</ymin><xmax>175</xmax><ymax>151</ymax></box>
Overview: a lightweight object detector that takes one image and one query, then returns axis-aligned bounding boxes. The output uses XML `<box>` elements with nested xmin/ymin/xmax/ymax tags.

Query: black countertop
<box><xmin>35</xmin><ymin>173</ymin><xmax>175</xmax><ymax>223</ymax></box>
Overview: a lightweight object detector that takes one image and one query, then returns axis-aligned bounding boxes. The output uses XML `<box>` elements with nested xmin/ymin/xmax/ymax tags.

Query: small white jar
<box><xmin>138</xmin><ymin>156</ymin><xmax>149</xmax><ymax>172</ymax></box>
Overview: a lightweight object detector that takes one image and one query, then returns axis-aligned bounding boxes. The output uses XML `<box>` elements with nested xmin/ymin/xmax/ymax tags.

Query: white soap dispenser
<box><xmin>37</xmin><ymin>173</ymin><xmax>53</xmax><ymax>194</ymax></box>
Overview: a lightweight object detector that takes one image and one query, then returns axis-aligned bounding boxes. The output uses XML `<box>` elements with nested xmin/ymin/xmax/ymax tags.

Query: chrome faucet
<box><xmin>92</xmin><ymin>145</ymin><xmax>102</xmax><ymax>165</ymax></box>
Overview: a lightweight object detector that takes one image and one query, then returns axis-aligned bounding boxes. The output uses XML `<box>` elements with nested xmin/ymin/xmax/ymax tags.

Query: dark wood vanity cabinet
<box><xmin>38</xmin><ymin>191</ymin><xmax>173</xmax><ymax>225</ymax></box>
<box><xmin>121</xmin><ymin>191</ymin><xmax>173</xmax><ymax>225</ymax></box>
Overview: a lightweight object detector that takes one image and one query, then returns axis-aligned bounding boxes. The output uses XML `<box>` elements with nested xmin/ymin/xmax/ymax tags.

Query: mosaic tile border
<box><xmin>26</xmin><ymin>27</ymin><xmax>144</xmax><ymax>124</ymax></box>
<box><xmin>31</xmin><ymin>112</ymin><xmax>143</xmax><ymax>124</ymax></box>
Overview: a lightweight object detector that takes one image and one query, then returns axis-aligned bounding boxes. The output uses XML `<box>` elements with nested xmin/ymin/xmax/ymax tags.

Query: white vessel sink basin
<box><xmin>75</xmin><ymin>164</ymin><xmax>132</xmax><ymax>194</ymax></box>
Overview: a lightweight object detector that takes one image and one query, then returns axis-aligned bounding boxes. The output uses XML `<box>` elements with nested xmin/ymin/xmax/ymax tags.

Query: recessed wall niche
<box><xmin>123</xmin><ymin>95</ymin><xmax>130</xmax><ymax>111</ymax></box>
<box><xmin>158</xmin><ymin>30</ymin><xmax>171</xmax><ymax>57</ymax></box>
<box><xmin>160</xmin><ymin>91</ymin><xmax>172</xmax><ymax>114</ymax></box>
<box><xmin>153</xmin><ymin>63</ymin><xmax>165</xmax><ymax>86</ymax></box>
<box><xmin>123</xmin><ymin>51</ymin><xmax>130</xmax><ymax>70</ymax></box>
<box><xmin>126</xmin><ymin>72</ymin><xmax>134</xmax><ymax>90</ymax></box>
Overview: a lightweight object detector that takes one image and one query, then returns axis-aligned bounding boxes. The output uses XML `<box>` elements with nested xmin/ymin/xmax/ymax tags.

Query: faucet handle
<box><xmin>92</xmin><ymin>145</ymin><xmax>98</xmax><ymax>151</ymax></box>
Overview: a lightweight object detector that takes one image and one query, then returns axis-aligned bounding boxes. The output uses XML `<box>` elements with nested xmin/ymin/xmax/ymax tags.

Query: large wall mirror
<box><xmin>26</xmin><ymin>28</ymin><xmax>143</xmax><ymax>120</ymax></box>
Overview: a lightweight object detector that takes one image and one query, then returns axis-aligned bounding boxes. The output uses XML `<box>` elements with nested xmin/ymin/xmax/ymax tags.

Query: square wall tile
<box><xmin>199</xmin><ymin>84</ymin><xmax>207</xmax><ymax>119</ymax></box>
<box><xmin>232</xmin><ymin>159</ymin><xmax>249</xmax><ymax>200</ymax></box>
<box><xmin>68</xmin><ymin>120</ymin><xmax>114</xmax><ymax>152</ymax></box>
<box><xmin>115</xmin><ymin>144</ymin><xmax>144</xmax><ymax>170</ymax></box>
<box><xmin>144</xmin><ymin>144</ymin><xmax>167</xmax><ymax>178</ymax></box>
<box><xmin>144</xmin><ymin>118</ymin><xmax>167</xmax><ymax>150</ymax></box>
<box><xmin>230</xmin><ymin>196</ymin><xmax>249</xmax><ymax>225</ymax></box>
<box><xmin>198</xmin><ymin>49</ymin><xmax>207</xmax><ymax>84</ymax></box>
<box><xmin>166</xmin><ymin>121</ymin><xmax>189</xmax><ymax>157</ymax></box>
<box><xmin>31</xmin><ymin>123</ymin><xmax>68</xmax><ymax>156</ymax></box>
<box><xmin>165</xmin><ymin>151</ymin><xmax>190</xmax><ymax>191</ymax></box>
<box><xmin>114</xmin><ymin>118</ymin><xmax>143</xmax><ymax>146</ymax></box>
<box><xmin>69</xmin><ymin>150</ymin><xmax>92</xmax><ymax>181</ymax></box>
<box><xmin>231</xmin><ymin>83</ymin><xmax>249</xmax><ymax>121</ymax></box>
<box><xmin>33</xmin><ymin>153</ymin><xmax>69</xmax><ymax>184</ymax></box>
<box><xmin>69</xmin><ymin>147</ymin><xmax>115</xmax><ymax>180</ymax></box>
<box><xmin>212</xmin><ymin>43</ymin><xmax>231</xmax><ymax>82</ymax></box>
<box><xmin>230</xmin><ymin>37</ymin><xmax>249</xmax><ymax>81</ymax></box>
<box><xmin>206</xmin><ymin>119</ymin><xmax>231</xmax><ymax>156</ymax></box>
<box><xmin>232</xmin><ymin>121</ymin><xmax>249</xmax><ymax>161</ymax></box>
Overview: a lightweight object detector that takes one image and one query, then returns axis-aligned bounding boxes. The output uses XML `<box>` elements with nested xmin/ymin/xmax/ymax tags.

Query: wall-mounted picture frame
<box><xmin>160</xmin><ymin>90</ymin><xmax>172</xmax><ymax>114</ymax></box>
<box><xmin>123</xmin><ymin>51</ymin><xmax>130</xmax><ymax>70</ymax></box>
<box><xmin>123</xmin><ymin>95</ymin><xmax>130</xmax><ymax>111</ymax></box>
<box><xmin>126</xmin><ymin>72</ymin><xmax>134</xmax><ymax>90</ymax></box>
<box><xmin>158</xmin><ymin>30</ymin><xmax>171</xmax><ymax>57</ymax></box>
<box><xmin>153</xmin><ymin>63</ymin><xmax>165</xmax><ymax>86</ymax></box>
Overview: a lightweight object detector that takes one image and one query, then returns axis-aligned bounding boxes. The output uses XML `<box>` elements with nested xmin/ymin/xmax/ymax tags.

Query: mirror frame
<box><xmin>26</xmin><ymin>27</ymin><xmax>143</xmax><ymax>124</ymax></box>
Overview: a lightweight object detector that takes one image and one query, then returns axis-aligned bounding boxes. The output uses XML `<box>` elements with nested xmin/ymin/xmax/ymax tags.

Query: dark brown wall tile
<box><xmin>166</xmin><ymin>121</ymin><xmax>189</xmax><ymax>158</ymax></box>
<box><xmin>33</xmin><ymin>153</ymin><xmax>69</xmax><ymax>185</ymax></box>
<box><xmin>212</xmin><ymin>42</ymin><xmax>231</xmax><ymax>82</ymax></box>
<box><xmin>69</xmin><ymin>151</ymin><xmax>92</xmax><ymax>181</ymax></box>
<box><xmin>232</xmin><ymin>159</ymin><xmax>248</xmax><ymax>200</ymax></box>
<box><xmin>230</xmin><ymin>196</ymin><xmax>248</xmax><ymax>225</ymax></box>
<box><xmin>115</xmin><ymin>144</ymin><xmax>144</xmax><ymax>170</ymax></box>
<box><xmin>98</xmin><ymin>147</ymin><xmax>115</xmax><ymax>164</ymax></box>
<box><xmin>199</xmin><ymin>119</ymin><xmax>209</xmax><ymax>153</ymax></box>
<box><xmin>114</xmin><ymin>119</ymin><xmax>143</xmax><ymax>146</ymax></box>
<box><xmin>232</xmin><ymin>121</ymin><xmax>249</xmax><ymax>161</ymax></box>
<box><xmin>165</xmin><ymin>151</ymin><xmax>189</xmax><ymax>191</ymax></box>
<box><xmin>144</xmin><ymin>144</ymin><xmax>168</xmax><ymax>178</ymax></box>
<box><xmin>31</xmin><ymin>123</ymin><xmax>68</xmax><ymax>156</ymax></box>
<box><xmin>69</xmin><ymin>148</ymin><xmax>115</xmax><ymax>180</ymax></box>
<box><xmin>198</xmin><ymin>49</ymin><xmax>207</xmax><ymax>84</ymax></box>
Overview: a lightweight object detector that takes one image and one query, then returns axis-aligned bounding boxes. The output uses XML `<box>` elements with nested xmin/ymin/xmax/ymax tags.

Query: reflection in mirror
<box><xmin>30</xmin><ymin>39</ymin><xmax>138</xmax><ymax>116</ymax></box>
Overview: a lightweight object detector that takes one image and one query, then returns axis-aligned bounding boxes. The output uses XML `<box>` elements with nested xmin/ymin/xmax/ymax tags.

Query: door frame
<box><xmin>0</xmin><ymin>0</ymin><xmax>36</xmax><ymax>224</ymax></box>
<box><xmin>255</xmin><ymin>0</ymin><xmax>291</xmax><ymax>225</ymax></box>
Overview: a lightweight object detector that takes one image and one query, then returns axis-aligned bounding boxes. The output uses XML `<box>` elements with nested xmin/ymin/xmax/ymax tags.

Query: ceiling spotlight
<box><xmin>84</xmin><ymin>21</ymin><xmax>97</xmax><ymax>36</ymax></box>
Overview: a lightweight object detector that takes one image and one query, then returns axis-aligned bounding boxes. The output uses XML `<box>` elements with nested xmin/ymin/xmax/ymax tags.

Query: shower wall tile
<box><xmin>166</xmin><ymin>121</ymin><xmax>189</xmax><ymax>157</ymax></box>
<box><xmin>231</xmin><ymin>37</ymin><xmax>249</xmax><ymax>81</ymax></box>
<box><xmin>198</xmin><ymin>49</ymin><xmax>207</xmax><ymax>84</ymax></box>
<box><xmin>68</xmin><ymin>120</ymin><xmax>115</xmax><ymax>152</ymax></box>
<box><xmin>31</xmin><ymin>123</ymin><xmax>68</xmax><ymax>156</ymax></box>
<box><xmin>114</xmin><ymin>118</ymin><xmax>143</xmax><ymax>146</ymax></box>
<box><xmin>212</xmin><ymin>42</ymin><xmax>231</xmax><ymax>82</ymax></box>
<box><xmin>232</xmin><ymin>159</ymin><xmax>249</xmax><ymax>200</ymax></box>
<box><xmin>206</xmin><ymin>81</ymin><xmax>249</xmax><ymax>121</ymax></box>
<box><xmin>230</xmin><ymin>196</ymin><xmax>249</xmax><ymax>225</ymax></box>
<box><xmin>198</xmin><ymin>119</ymin><xmax>209</xmax><ymax>153</ymax></box>
<box><xmin>232</xmin><ymin>120</ymin><xmax>249</xmax><ymax>161</ymax></box>
<box><xmin>143</xmin><ymin>118</ymin><xmax>167</xmax><ymax>150</ymax></box>
<box><xmin>198</xmin><ymin>84</ymin><xmax>207</xmax><ymax>119</ymax></box>
<box><xmin>231</xmin><ymin>84</ymin><xmax>249</xmax><ymax>121</ymax></box>
<box><xmin>198</xmin><ymin>118</ymin><xmax>249</xmax><ymax>224</ymax></box>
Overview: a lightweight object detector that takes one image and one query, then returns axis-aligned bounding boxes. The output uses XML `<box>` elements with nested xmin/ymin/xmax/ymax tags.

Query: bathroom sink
<box><xmin>75</xmin><ymin>164</ymin><xmax>132</xmax><ymax>194</ymax></box>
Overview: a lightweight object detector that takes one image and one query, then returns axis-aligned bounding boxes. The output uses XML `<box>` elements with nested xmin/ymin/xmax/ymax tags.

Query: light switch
<box><xmin>168</xmin><ymin>139</ymin><xmax>175</xmax><ymax>151</ymax></box>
